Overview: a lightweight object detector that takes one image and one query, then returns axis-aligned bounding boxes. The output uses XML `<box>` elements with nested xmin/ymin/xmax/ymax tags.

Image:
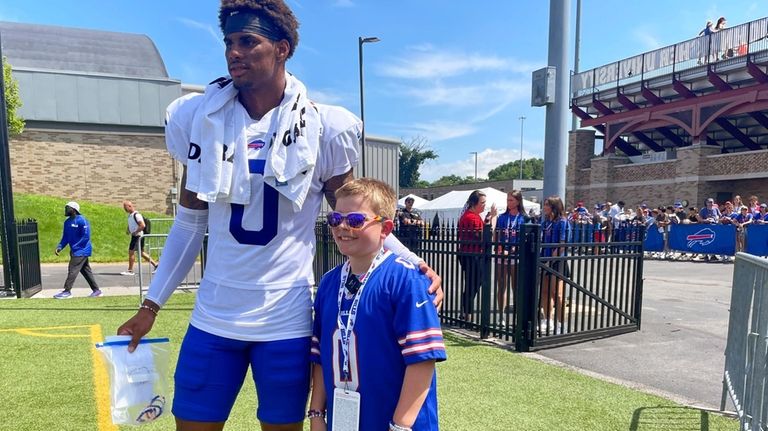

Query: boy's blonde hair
<box><xmin>335</xmin><ymin>178</ymin><xmax>396</xmax><ymax>220</ymax></box>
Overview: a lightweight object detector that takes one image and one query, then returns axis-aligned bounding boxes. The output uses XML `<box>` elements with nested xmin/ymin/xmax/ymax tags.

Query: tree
<box><xmin>399</xmin><ymin>136</ymin><xmax>437</xmax><ymax>188</ymax></box>
<box><xmin>487</xmin><ymin>157</ymin><xmax>544</xmax><ymax>181</ymax></box>
<box><xmin>3</xmin><ymin>58</ymin><xmax>24</xmax><ymax>137</ymax></box>
<box><xmin>431</xmin><ymin>175</ymin><xmax>477</xmax><ymax>187</ymax></box>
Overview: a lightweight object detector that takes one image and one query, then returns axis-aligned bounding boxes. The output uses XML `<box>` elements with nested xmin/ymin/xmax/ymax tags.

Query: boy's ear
<box><xmin>381</xmin><ymin>219</ymin><xmax>394</xmax><ymax>237</ymax></box>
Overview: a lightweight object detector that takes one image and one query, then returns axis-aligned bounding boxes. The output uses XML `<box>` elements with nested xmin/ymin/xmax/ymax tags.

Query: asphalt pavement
<box><xmin>9</xmin><ymin>258</ymin><xmax>737</xmax><ymax>410</ymax></box>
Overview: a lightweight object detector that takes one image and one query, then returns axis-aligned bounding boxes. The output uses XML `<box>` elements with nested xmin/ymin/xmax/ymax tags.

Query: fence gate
<box><xmin>314</xmin><ymin>220</ymin><xmax>644</xmax><ymax>351</ymax></box>
<box><xmin>0</xmin><ymin>219</ymin><xmax>42</xmax><ymax>298</ymax></box>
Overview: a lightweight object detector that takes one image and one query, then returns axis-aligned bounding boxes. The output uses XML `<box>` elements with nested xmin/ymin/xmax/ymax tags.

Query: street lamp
<box><xmin>518</xmin><ymin>116</ymin><xmax>526</xmax><ymax>180</ymax></box>
<box><xmin>470</xmin><ymin>151</ymin><xmax>478</xmax><ymax>182</ymax></box>
<box><xmin>358</xmin><ymin>36</ymin><xmax>380</xmax><ymax>177</ymax></box>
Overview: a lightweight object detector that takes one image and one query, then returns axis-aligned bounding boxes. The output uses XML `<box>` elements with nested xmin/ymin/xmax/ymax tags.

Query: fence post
<box><xmin>479</xmin><ymin>224</ymin><xmax>493</xmax><ymax>339</ymax></box>
<box><xmin>320</xmin><ymin>221</ymin><xmax>330</xmax><ymax>275</ymax></box>
<box><xmin>633</xmin><ymin>225</ymin><xmax>645</xmax><ymax>329</ymax></box>
<box><xmin>515</xmin><ymin>223</ymin><xmax>540</xmax><ymax>351</ymax></box>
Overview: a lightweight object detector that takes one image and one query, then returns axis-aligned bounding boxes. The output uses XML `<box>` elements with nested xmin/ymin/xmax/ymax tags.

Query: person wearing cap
<box><xmin>115</xmin><ymin>1</ymin><xmax>443</xmax><ymax>430</ymax></box>
<box><xmin>53</xmin><ymin>201</ymin><xmax>101</xmax><ymax>299</ymax></box>
<box><xmin>756</xmin><ymin>203</ymin><xmax>768</xmax><ymax>224</ymax></box>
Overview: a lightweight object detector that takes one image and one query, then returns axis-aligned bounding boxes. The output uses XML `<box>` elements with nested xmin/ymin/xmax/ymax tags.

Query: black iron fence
<box><xmin>314</xmin><ymin>221</ymin><xmax>645</xmax><ymax>351</ymax></box>
<box><xmin>0</xmin><ymin>219</ymin><xmax>42</xmax><ymax>298</ymax></box>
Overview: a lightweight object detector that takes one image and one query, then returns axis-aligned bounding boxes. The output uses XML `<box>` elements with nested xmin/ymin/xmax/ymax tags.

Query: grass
<box><xmin>13</xmin><ymin>193</ymin><xmax>168</xmax><ymax>263</ymax></box>
<box><xmin>0</xmin><ymin>294</ymin><xmax>737</xmax><ymax>431</ymax></box>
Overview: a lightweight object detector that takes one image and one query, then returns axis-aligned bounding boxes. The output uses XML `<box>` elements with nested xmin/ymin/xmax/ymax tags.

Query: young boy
<box><xmin>309</xmin><ymin>178</ymin><xmax>446</xmax><ymax>431</ymax></box>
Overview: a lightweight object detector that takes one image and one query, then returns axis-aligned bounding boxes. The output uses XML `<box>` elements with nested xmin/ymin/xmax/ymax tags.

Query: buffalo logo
<box><xmin>687</xmin><ymin>228</ymin><xmax>716</xmax><ymax>248</ymax></box>
<box><xmin>248</xmin><ymin>140</ymin><xmax>265</xmax><ymax>150</ymax></box>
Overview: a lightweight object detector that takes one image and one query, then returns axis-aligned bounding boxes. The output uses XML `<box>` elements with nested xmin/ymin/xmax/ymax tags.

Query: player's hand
<box><xmin>117</xmin><ymin>305</ymin><xmax>157</xmax><ymax>353</ymax></box>
<box><xmin>419</xmin><ymin>261</ymin><xmax>443</xmax><ymax>309</ymax></box>
<box><xmin>54</xmin><ymin>248</ymin><xmax>60</xmax><ymax>256</ymax></box>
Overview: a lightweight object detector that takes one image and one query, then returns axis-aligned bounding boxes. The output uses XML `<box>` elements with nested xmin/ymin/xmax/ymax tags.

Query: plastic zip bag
<box><xmin>95</xmin><ymin>335</ymin><xmax>170</xmax><ymax>425</ymax></box>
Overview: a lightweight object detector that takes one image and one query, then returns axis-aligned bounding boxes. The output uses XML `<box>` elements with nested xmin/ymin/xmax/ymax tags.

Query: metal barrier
<box><xmin>572</xmin><ymin>16</ymin><xmax>768</xmax><ymax>99</ymax></box>
<box><xmin>314</xmin><ymin>221</ymin><xmax>645</xmax><ymax>351</ymax></box>
<box><xmin>721</xmin><ymin>253</ymin><xmax>768</xmax><ymax>431</ymax></box>
<box><xmin>0</xmin><ymin>219</ymin><xmax>42</xmax><ymax>298</ymax></box>
<box><xmin>136</xmin><ymin>227</ymin><xmax>206</xmax><ymax>304</ymax></box>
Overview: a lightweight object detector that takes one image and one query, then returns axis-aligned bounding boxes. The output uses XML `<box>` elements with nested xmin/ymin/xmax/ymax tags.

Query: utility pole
<box><xmin>0</xmin><ymin>39</ymin><xmax>20</xmax><ymax>297</ymax></box>
<box><xmin>519</xmin><ymin>116</ymin><xmax>526</xmax><ymax>180</ymax></box>
<box><xmin>470</xmin><ymin>151</ymin><xmax>478</xmax><ymax>182</ymax></box>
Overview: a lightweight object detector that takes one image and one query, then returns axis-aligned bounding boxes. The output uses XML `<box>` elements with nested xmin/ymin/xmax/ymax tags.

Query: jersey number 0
<box><xmin>229</xmin><ymin>159</ymin><xmax>279</xmax><ymax>245</ymax></box>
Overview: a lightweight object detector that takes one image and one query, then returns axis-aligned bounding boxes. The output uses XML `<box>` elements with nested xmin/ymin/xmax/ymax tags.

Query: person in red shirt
<box><xmin>457</xmin><ymin>190</ymin><xmax>496</xmax><ymax>322</ymax></box>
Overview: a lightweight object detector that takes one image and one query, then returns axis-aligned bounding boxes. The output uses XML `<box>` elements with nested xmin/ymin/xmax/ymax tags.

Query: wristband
<box><xmin>307</xmin><ymin>409</ymin><xmax>326</xmax><ymax>419</ymax></box>
<box><xmin>389</xmin><ymin>421</ymin><xmax>412</xmax><ymax>431</ymax></box>
<box><xmin>139</xmin><ymin>304</ymin><xmax>159</xmax><ymax>316</ymax></box>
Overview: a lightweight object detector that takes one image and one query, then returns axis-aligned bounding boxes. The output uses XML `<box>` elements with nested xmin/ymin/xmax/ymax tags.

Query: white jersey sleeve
<box><xmin>314</xmin><ymin>103</ymin><xmax>361</xmax><ymax>181</ymax></box>
<box><xmin>165</xmin><ymin>93</ymin><xmax>204</xmax><ymax>164</ymax></box>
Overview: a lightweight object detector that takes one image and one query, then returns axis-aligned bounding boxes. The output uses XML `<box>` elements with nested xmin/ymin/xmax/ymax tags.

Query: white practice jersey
<box><xmin>165</xmin><ymin>93</ymin><xmax>361</xmax><ymax>341</ymax></box>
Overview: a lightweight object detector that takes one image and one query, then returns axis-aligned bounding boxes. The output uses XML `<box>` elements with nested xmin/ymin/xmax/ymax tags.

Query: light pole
<box><xmin>518</xmin><ymin>116</ymin><xmax>526</xmax><ymax>180</ymax></box>
<box><xmin>470</xmin><ymin>151</ymin><xmax>478</xmax><ymax>182</ymax></box>
<box><xmin>358</xmin><ymin>36</ymin><xmax>380</xmax><ymax>177</ymax></box>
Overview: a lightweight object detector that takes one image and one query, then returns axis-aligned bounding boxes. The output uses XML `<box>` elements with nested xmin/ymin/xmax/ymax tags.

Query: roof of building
<box><xmin>0</xmin><ymin>21</ymin><xmax>169</xmax><ymax>79</ymax></box>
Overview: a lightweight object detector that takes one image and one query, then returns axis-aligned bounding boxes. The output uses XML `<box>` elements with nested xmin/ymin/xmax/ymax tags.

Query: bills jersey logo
<box><xmin>687</xmin><ymin>228</ymin><xmax>716</xmax><ymax>247</ymax></box>
<box><xmin>248</xmin><ymin>140</ymin><xmax>266</xmax><ymax>150</ymax></box>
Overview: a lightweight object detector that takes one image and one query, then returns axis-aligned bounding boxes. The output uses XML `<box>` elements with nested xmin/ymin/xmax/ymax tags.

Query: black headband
<box><xmin>223</xmin><ymin>11</ymin><xmax>283</xmax><ymax>41</ymax></box>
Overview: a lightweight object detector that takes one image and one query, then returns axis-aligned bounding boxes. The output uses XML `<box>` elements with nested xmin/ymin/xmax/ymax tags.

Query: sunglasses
<box><xmin>326</xmin><ymin>212</ymin><xmax>383</xmax><ymax>229</ymax></box>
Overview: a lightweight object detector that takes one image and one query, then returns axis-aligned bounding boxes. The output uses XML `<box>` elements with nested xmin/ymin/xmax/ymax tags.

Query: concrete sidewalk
<box><xmin>31</xmin><ymin>262</ymin><xmax>202</xmax><ymax>299</ymax></box>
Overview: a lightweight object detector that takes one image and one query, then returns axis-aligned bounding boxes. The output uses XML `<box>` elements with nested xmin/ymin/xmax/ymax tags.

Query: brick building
<box><xmin>3</xmin><ymin>21</ymin><xmax>181</xmax><ymax>213</ymax></box>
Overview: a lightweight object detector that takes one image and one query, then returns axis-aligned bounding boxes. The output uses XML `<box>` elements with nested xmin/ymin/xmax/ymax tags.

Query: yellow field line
<box><xmin>90</xmin><ymin>324</ymin><xmax>118</xmax><ymax>431</ymax></box>
<box><xmin>0</xmin><ymin>324</ymin><xmax>93</xmax><ymax>332</ymax></box>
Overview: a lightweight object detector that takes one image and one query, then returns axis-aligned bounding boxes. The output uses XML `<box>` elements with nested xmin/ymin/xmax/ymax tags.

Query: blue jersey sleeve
<box><xmin>312</xmin><ymin>268</ymin><xmax>339</xmax><ymax>365</ymax></box>
<box><xmin>389</xmin><ymin>257</ymin><xmax>447</xmax><ymax>366</ymax></box>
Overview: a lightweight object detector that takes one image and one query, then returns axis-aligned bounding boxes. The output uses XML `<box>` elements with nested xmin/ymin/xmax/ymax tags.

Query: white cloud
<box><xmin>379</xmin><ymin>46</ymin><xmax>538</xmax><ymax>80</ymax></box>
<box><xmin>402</xmin><ymin>79</ymin><xmax>529</xmax><ymax>108</ymax></box>
<box><xmin>308</xmin><ymin>88</ymin><xmax>346</xmax><ymax>105</ymax></box>
<box><xmin>420</xmin><ymin>147</ymin><xmax>541</xmax><ymax>182</ymax></box>
<box><xmin>396</xmin><ymin>120</ymin><xmax>477</xmax><ymax>142</ymax></box>
<box><xmin>176</xmin><ymin>17</ymin><xmax>224</xmax><ymax>48</ymax></box>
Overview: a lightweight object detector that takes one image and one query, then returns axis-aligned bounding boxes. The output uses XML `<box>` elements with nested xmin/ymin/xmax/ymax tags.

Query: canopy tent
<box><xmin>397</xmin><ymin>194</ymin><xmax>429</xmax><ymax>209</ymax></box>
<box><xmin>418</xmin><ymin>187</ymin><xmax>540</xmax><ymax>226</ymax></box>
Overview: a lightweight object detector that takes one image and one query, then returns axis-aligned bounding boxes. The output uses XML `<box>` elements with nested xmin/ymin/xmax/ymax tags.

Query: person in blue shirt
<box><xmin>539</xmin><ymin>196</ymin><xmax>570</xmax><ymax>335</ymax></box>
<box><xmin>53</xmin><ymin>201</ymin><xmax>101</xmax><ymax>299</ymax></box>
<box><xmin>309</xmin><ymin>178</ymin><xmax>446</xmax><ymax>431</ymax></box>
<box><xmin>490</xmin><ymin>190</ymin><xmax>527</xmax><ymax>325</ymax></box>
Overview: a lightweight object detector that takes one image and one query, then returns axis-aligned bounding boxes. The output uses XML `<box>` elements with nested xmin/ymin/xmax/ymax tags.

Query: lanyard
<box><xmin>337</xmin><ymin>248</ymin><xmax>391</xmax><ymax>381</ymax></box>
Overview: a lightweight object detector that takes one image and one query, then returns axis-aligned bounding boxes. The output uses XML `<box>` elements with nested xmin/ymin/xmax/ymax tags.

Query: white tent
<box><xmin>418</xmin><ymin>187</ymin><xmax>540</xmax><ymax>226</ymax></box>
<box><xmin>397</xmin><ymin>194</ymin><xmax>429</xmax><ymax>209</ymax></box>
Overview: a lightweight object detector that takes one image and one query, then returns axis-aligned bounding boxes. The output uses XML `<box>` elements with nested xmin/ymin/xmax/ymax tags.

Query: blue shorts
<box><xmin>172</xmin><ymin>325</ymin><xmax>311</xmax><ymax>424</ymax></box>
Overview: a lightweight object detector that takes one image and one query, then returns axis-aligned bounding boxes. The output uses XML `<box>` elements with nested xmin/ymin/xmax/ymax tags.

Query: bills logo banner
<box><xmin>668</xmin><ymin>224</ymin><xmax>736</xmax><ymax>255</ymax></box>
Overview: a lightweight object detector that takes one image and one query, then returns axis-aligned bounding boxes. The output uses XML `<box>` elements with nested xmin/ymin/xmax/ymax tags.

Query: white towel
<box><xmin>263</xmin><ymin>75</ymin><xmax>320</xmax><ymax>212</ymax></box>
<box><xmin>185</xmin><ymin>73</ymin><xmax>320</xmax><ymax>211</ymax></box>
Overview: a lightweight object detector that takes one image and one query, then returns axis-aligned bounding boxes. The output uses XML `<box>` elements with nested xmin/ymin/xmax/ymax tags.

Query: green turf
<box><xmin>13</xmin><ymin>193</ymin><xmax>169</xmax><ymax>263</ymax></box>
<box><xmin>0</xmin><ymin>294</ymin><xmax>737</xmax><ymax>430</ymax></box>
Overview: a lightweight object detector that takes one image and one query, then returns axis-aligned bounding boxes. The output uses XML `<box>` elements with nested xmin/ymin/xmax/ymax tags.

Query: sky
<box><xmin>0</xmin><ymin>1</ymin><xmax>761</xmax><ymax>182</ymax></box>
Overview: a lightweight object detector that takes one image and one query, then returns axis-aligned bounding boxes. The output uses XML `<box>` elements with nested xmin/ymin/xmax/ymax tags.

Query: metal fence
<box><xmin>136</xmin><ymin>230</ymin><xmax>206</xmax><ymax>304</ymax></box>
<box><xmin>721</xmin><ymin>252</ymin><xmax>768</xmax><ymax>431</ymax></box>
<box><xmin>571</xmin><ymin>16</ymin><xmax>768</xmax><ymax>99</ymax></box>
<box><xmin>314</xmin><ymin>221</ymin><xmax>645</xmax><ymax>351</ymax></box>
<box><xmin>0</xmin><ymin>219</ymin><xmax>42</xmax><ymax>298</ymax></box>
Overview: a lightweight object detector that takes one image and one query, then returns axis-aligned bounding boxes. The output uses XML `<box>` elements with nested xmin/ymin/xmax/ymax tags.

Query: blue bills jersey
<box><xmin>311</xmin><ymin>253</ymin><xmax>446</xmax><ymax>430</ymax></box>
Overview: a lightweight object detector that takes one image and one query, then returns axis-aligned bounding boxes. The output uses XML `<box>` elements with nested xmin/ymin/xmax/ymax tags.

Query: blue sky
<box><xmin>0</xmin><ymin>1</ymin><xmax>761</xmax><ymax>181</ymax></box>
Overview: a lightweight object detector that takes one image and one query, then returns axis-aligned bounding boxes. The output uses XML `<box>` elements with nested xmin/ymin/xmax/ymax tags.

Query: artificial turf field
<box><xmin>0</xmin><ymin>293</ymin><xmax>736</xmax><ymax>430</ymax></box>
